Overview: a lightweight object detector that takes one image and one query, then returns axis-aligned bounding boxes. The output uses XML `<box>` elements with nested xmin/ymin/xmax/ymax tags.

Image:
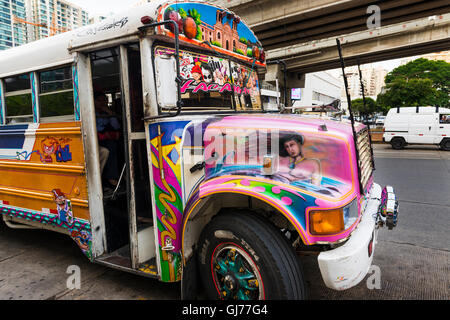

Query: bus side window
<box><xmin>4</xmin><ymin>74</ymin><xmax>33</xmax><ymax>124</ymax></box>
<box><xmin>39</xmin><ymin>66</ymin><xmax>75</xmax><ymax>123</ymax></box>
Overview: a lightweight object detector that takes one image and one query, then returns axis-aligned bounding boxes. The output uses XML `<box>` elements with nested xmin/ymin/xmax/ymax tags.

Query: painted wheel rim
<box><xmin>211</xmin><ymin>243</ymin><xmax>264</xmax><ymax>300</ymax></box>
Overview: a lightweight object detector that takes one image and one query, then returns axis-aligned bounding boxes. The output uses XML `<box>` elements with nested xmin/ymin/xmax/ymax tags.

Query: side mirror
<box><xmin>155</xmin><ymin>54</ymin><xmax>178</xmax><ymax>110</ymax></box>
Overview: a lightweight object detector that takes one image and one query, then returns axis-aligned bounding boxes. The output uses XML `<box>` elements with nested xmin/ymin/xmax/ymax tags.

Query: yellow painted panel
<box><xmin>0</xmin><ymin>121</ymin><xmax>90</xmax><ymax>222</ymax></box>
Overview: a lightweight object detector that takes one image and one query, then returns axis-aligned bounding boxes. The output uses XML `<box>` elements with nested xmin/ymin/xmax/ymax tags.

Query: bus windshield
<box><xmin>154</xmin><ymin>46</ymin><xmax>262</xmax><ymax>112</ymax></box>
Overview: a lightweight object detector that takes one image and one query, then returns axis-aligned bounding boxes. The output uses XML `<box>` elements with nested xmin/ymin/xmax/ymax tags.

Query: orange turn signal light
<box><xmin>309</xmin><ymin>208</ymin><xmax>345</xmax><ymax>235</ymax></box>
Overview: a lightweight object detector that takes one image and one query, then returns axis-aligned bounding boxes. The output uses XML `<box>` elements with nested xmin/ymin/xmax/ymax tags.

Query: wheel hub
<box><xmin>212</xmin><ymin>245</ymin><xmax>263</xmax><ymax>300</ymax></box>
<box><xmin>224</xmin><ymin>274</ymin><xmax>236</xmax><ymax>290</ymax></box>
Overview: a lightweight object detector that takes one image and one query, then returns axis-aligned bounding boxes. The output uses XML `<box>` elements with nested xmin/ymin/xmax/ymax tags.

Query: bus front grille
<box><xmin>356</xmin><ymin>128</ymin><xmax>374</xmax><ymax>192</ymax></box>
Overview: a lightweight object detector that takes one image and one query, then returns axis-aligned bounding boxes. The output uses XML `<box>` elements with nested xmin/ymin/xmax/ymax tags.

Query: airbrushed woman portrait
<box><xmin>278</xmin><ymin>133</ymin><xmax>322</xmax><ymax>186</ymax></box>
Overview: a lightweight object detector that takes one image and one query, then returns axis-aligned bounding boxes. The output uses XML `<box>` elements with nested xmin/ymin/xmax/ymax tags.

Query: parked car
<box><xmin>375</xmin><ymin>116</ymin><xmax>386</xmax><ymax>126</ymax></box>
<box><xmin>383</xmin><ymin>107</ymin><xmax>450</xmax><ymax>150</ymax></box>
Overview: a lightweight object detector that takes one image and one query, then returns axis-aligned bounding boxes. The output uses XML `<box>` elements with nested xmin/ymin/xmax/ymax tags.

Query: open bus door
<box><xmin>78</xmin><ymin>43</ymin><xmax>158</xmax><ymax>277</ymax></box>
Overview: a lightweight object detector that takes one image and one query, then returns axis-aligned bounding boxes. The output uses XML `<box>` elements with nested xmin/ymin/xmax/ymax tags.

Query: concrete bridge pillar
<box><xmin>261</xmin><ymin>63</ymin><xmax>306</xmax><ymax>109</ymax></box>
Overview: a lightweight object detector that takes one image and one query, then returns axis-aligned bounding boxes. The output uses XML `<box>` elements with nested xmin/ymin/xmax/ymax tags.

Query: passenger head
<box><xmin>94</xmin><ymin>92</ymin><xmax>108</xmax><ymax>111</ymax></box>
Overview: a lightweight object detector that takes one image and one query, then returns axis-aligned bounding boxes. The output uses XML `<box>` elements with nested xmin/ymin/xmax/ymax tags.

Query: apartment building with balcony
<box><xmin>0</xmin><ymin>0</ymin><xmax>28</xmax><ymax>50</ymax></box>
<box><xmin>24</xmin><ymin>0</ymin><xmax>89</xmax><ymax>42</ymax></box>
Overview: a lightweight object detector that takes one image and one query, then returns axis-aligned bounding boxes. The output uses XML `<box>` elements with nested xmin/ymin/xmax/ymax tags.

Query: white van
<box><xmin>383</xmin><ymin>106</ymin><xmax>450</xmax><ymax>150</ymax></box>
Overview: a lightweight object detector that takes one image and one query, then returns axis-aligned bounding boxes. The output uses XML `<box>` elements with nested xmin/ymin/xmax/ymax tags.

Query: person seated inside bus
<box><xmin>94</xmin><ymin>92</ymin><xmax>121</xmax><ymax>192</ymax></box>
<box><xmin>99</xmin><ymin>146</ymin><xmax>109</xmax><ymax>175</ymax></box>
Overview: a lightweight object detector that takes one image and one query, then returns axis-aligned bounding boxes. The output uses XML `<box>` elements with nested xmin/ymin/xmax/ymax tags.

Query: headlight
<box><xmin>343</xmin><ymin>198</ymin><xmax>358</xmax><ymax>229</ymax></box>
<box><xmin>309</xmin><ymin>198</ymin><xmax>358</xmax><ymax>235</ymax></box>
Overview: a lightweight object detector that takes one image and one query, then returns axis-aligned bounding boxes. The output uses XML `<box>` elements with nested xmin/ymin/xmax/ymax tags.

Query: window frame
<box><xmin>3</xmin><ymin>73</ymin><xmax>33</xmax><ymax>125</ymax></box>
<box><xmin>38</xmin><ymin>65</ymin><xmax>75</xmax><ymax>123</ymax></box>
<box><xmin>0</xmin><ymin>79</ymin><xmax>5</xmax><ymax>125</ymax></box>
<box><xmin>0</xmin><ymin>64</ymin><xmax>76</xmax><ymax>126</ymax></box>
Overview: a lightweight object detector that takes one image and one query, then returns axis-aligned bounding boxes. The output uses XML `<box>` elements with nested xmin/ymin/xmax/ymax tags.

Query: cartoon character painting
<box><xmin>202</xmin><ymin>63</ymin><xmax>214</xmax><ymax>84</ymax></box>
<box><xmin>71</xmin><ymin>230</ymin><xmax>92</xmax><ymax>258</ymax></box>
<box><xmin>231</xmin><ymin>66</ymin><xmax>239</xmax><ymax>85</ymax></box>
<box><xmin>190</xmin><ymin>64</ymin><xmax>204</xmax><ymax>84</ymax></box>
<box><xmin>37</xmin><ymin>137</ymin><xmax>72</xmax><ymax>163</ymax></box>
<box><xmin>40</xmin><ymin>137</ymin><xmax>59</xmax><ymax>163</ymax></box>
<box><xmin>157</xmin><ymin>46</ymin><xmax>238</xmax><ymax>93</ymax></box>
<box><xmin>52</xmin><ymin>188</ymin><xmax>74</xmax><ymax>225</ymax></box>
<box><xmin>212</xmin><ymin>63</ymin><xmax>229</xmax><ymax>85</ymax></box>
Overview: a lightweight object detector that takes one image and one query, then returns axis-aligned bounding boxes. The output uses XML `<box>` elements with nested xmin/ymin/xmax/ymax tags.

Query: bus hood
<box><xmin>193</xmin><ymin>114</ymin><xmax>361</xmax><ymax>200</ymax></box>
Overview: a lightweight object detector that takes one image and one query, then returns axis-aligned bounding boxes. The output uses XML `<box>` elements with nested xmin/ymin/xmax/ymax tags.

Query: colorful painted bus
<box><xmin>0</xmin><ymin>0</ymin><xmax>398</xmax><ymax>300</ymax></box>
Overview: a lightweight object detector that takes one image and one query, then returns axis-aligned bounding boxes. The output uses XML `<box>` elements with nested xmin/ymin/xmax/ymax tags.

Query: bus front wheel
<box><xmin>196</xmin><ymin>211</ymin><xmax>306</xmax><ymax>300</ymax></box>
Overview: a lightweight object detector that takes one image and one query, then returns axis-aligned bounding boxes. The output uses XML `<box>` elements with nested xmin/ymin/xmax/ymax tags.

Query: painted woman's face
<box><xmin>284</xmin><ymin>140</ymin><xmax>301</xmax><ymax>158</ymax></box>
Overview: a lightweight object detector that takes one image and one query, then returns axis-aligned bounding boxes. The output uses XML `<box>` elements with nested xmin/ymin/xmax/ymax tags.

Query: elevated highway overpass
<box><xmin>268</xmin><ymin>12</ymin><xmax>450</xmax><ymax>74</ymax></box>
<box><xmin>211</xmin><ymin>0</ymin><xmax>450</xmax><ymax>102</ymax></box>
<box><xmin>211</xmin><ymin>0</ymin><xmax>450</xmax><ymax>71</ymax></box>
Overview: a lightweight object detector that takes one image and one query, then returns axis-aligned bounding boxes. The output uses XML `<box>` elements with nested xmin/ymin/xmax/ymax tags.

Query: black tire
<box><xmin>196</xmin><ymin>211</ymin><xmax>306</xmax><ymax>300</ymax></box>
<box><xmin>440</xmin><ymin>139</ymin><xmax>450</xmax><ymax>151</ymax></box>
<box><xmin>0</xmin><ymin>216</ymin><xmax>5</xmax><ymax>231</ymax></box>
<box><xmin>391</xmin><ymin>137</ymin><xmax>406</xmax><ymax>150</ymax></box>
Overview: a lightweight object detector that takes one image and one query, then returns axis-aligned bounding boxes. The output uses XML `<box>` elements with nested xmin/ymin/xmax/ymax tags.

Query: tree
<box><xmin>351</xmin><ymin>97</ymin><xmax>380</xmax><ymax>116</ymax></box>
<box><xmin>377</xmin><ymin>58</ymin><xmax>450</xmax><ymax>109</ymax></box>
<box><xmin>239</xmin><ymin>37</ymin><xmax>248</xmax><ymax>44</ymax></box>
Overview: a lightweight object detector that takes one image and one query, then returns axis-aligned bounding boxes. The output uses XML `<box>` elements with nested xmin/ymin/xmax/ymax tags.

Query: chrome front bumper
<box><xmin>317</xmin><ymin>183</ymin><xmax>398</xmax><ymax>291</ymax></box>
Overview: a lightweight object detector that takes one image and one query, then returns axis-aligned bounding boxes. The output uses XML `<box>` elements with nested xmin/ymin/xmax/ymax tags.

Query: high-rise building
<box><xmin>400</xmin><ymin>51</ymin><xmax>450</xmax><ymax>66</ymax></box>
<box><xmin>421</xmin><ymin>51</ymin><xmax>450</xmax><ymax>63</ymax></box>
<box><xmin>0</xmin><ymin>0</ymin><xmax>89</xmax><ymax>50</ymax></box>
<box><xmin>337</xmin><ymin>65</ymin><xmax>388</xmax><ymax>101</ymax></box>
<box><xmin>328</xmin><ymin>64</ymin><xmax>387</xmax><ymax>113</ymax></box>
<box><xmin>24</xmin><ymin>0</ymin><xmax>89</xmax><ymax>42</ymax></box>
<box><xmin>0</xmin><ymin>0</ymin><xmax>28</xmax><ymax>50</ymax></box>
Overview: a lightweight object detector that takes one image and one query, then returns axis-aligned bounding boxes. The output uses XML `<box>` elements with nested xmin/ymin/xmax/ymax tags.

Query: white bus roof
<box><xmin>0</xmin><ymin>0</ymin><xmax>262</xmax><ymax>78</ymax></box>
<box><xmin>387</xmin><ymin>107</ymin><xmax>450</xmax><ymax>114</ymax></box>
<box><xmin>0</xmin><ymin>1</ymin><xmax>163</xmax><ymax>78</ymax></box>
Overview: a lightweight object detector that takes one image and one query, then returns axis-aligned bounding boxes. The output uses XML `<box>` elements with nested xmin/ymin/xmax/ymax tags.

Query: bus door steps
<box><xmin>95</xmin><ymin>246</ymin><xmax>159</xmax><ymax>279</ymax></box>
<box><xmin>138</xmin><ymin>258</ymin><xmax>158</xmax><ymax>277</ymax></box>
<box><xmin>96</xmin><ymin>245</ymin><xmax>132</xmax><ymax>269</ymax></box>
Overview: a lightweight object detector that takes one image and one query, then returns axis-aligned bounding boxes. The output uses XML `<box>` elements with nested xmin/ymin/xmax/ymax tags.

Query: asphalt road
<box><xmin>0</xmin><ymin>143</ymin><xmax>448</xmax><ymax>301</ymax></box>
<box><xmin>304</xmin><ymin>144</ymin><xmax>450</xmax><ymax>299</ymax></box>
